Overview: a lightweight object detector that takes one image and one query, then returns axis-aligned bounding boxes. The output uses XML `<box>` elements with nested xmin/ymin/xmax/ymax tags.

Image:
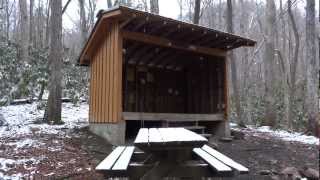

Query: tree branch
<box><xmin>62</xmin><ymin>0</ymin><xmax>72</xmax><ymax>14</ymax></box>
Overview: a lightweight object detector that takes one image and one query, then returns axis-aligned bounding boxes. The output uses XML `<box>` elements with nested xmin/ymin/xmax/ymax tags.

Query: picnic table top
<box><xmin>134</xmin><ymin>128</ymin><xmax>208</xmax><ymax>150</ymax></box>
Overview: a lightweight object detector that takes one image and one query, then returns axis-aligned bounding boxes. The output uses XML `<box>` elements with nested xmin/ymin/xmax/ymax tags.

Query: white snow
<box><xmin>0</xmin><ymin>157</ymin><xmax>44</xmax><ymax>171</ymax></box>
<box><xmin>7</xmin><ymin>138</ymin><xmax>45</xmax><ymax>150</ymax></box>
<box><xmin>0</xmin><ymin>156</ymin><xmax>44</xmax><ymax>179</ymax></box>
<box><xmin>0</xmin><ymin>172</ymin><xmax>23</xmax><ymax>180</ymax></box>
<box><xmin>231</xmin><ymin>124</ymin><xmax>319</xmax><ymax>145</ymax></box>
<box><xmin>0</xmin><ymin>102</ymin><xmax>89</xmax><ymax>138</ymax></box>
<box><xmin>253</xmin><ymin>126</ymin><xmax>319</xmax><ymax>145</ymax></box>
<box><xmin>0</xmin><ymin>102</ymin><xmax>89</xmax><ymax>179</ymax></box>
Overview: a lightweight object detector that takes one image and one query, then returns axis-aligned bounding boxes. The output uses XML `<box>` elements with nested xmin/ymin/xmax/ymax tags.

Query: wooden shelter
<box><xmin>79</xmin><ymin>6</ymin><xmax>256</xmax><ymax>145</ymax></box>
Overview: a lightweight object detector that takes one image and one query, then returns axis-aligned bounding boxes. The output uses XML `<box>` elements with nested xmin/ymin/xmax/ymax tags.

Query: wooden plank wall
<box><xmin>122</xmin><ymin>58</ymin><xmax>225</xmax><ymax>114</ymax></box>
<box><xmin>89</xmin><ymin>22</ymin><xmax>123</xmax><ymax>123</ymax></box>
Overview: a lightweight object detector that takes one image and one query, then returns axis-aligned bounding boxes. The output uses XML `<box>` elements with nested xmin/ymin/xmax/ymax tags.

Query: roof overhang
<box><xmin>78</xmin><ymin>6</ymin><xmax>256</xmax><ymax>66</ymax></box>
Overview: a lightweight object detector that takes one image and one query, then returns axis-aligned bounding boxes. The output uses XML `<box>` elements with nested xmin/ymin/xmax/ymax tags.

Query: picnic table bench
<box><xmin>96</xmin><ymin>128</ymin><xmax>248</xmax><ymax>179</ymax></box>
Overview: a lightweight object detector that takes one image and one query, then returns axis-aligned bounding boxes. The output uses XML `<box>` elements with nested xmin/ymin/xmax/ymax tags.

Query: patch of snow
<box><xmin>0</xmin><ymin>157</ymin><xmax>44</xmax><ymax>171</ymax></box>
<box><xmin>44</xmin><ymin>172</ymin><xmax>55</xmax><ymax>176</ymax></box>
<box><xmin>0</xmin><ymin>172</ymin><xmax>23</xmax><ymax>180</ymax></box>
<box><xmin>229</xmin><ymin>122</ymin><xmax>237</xmax><ymax>128</ymax></box>
<box><xmin>48</xmin><ymin>146</ymin><xmax>62</xmax><ymax>152</ymax></box>
<box><xmin>232</xmin><ymin>124</ymin><xmax>319</xmax><ymax>145</ymax></box>
<box><xmin>254</xmin><ymin>126</ymin><xmax>319</xmax><ymax>145</ymax></box>
<box><xmin>0</xmin><ymin>102</ymin><xmax>89</xmax><ymax>138</ymax></box>
<box><xmin>7</xmin><ymin>138</ymin><xmax>45</xmax><ymax>150</ymax></box>
<box><xmin>0</xmin><ymin>103</ymin><xmax>43</xmax><ymax>126</ymax></box>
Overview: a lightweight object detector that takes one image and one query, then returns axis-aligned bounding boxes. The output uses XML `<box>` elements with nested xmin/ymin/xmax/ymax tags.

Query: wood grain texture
<box><xmin>89</xmin><ymin>22</ymin><xmax>123</xmax><ymax>123</ymax></box>
<box><xmin>123</xmin><ymin>112</ymin><xmax>224</xmax><ymax>121</ymax></box>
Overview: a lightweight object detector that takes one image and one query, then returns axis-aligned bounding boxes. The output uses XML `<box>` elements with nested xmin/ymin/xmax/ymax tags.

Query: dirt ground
<box><xmin>69</xmin><ymin>127</ymin><xmax>319</xmax><ymax>180</ymax></box>
<box><xmin>1</xmin><ymin>126</ymin><xmax>318</xmax><ymax>179</ymax></box>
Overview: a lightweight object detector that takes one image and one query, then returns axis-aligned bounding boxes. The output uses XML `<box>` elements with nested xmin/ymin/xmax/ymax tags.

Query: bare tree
<box><xmin>218</xmin><ymin>0</ymin><xmax>222</xmax><ymax>29</ymax></box>
<box><xmin>305</xmin><ymin>0</ymin><xmax>318</xmax><ymax>135</ymax></box>
<box><xmin>44</xmin><ymin>0</ymin><xmax>63</xmax><ymax>124</ymax></box>
<box><xmin>287</xmin><ymin>0</ymin><xmax>300</xmax><ymax>130</ymax></box>
<box><xmin>29</xmin><ymin>0</ymin><xmax>35</xmax><ymax>47</ymax></box>
<box><xmin>150</xmin><ymin>0</ymin><xmax>159</xmax><ymax>14</ymax></box>
<box><xmin>107</xmin><ymin>0</ymin><xmax>112</xmax><ymax>8</ymax></box>
<box><xmin>4</xmin><ymin>0</ymin><xmax>14</xmax><ymax>42</ymax></box>
<box><xmin>226</xmin><ymin>0</ymin><xmax>244</xmax><ymax>126</ymax></box>
<box><xmin>193</xmin><ymin>0</ymin><xmax>201</xmax><ymax>24</ymax></box>
<box><xmin>78</xmin><ymin>0</ymin><xmax>87</xmax><ymax>46</ymax></box>
<box><xmin>45</xmin><ymin>0</ymin><xmax>50</xmax><ymax>47</ymax></box>
<box><xmin>88</xmin><ymin>0</ymin><xmax>97</xmax><ymax>29</ymax></box>
<box><xmin>177</xmin><ymin>0</ymin><xmax>183</xmax><ymax>20</ymax></box>
<box><xmin>262</xmin><ymin>0</ymin><xmax>277</xmax><ymax>127</ymax></box>
<box><xmin>19</xmin><ymin>0</ymin><xmax>28</xmax><ymax>63</ymax></box>
<box><xmin>36</xmin><ymin>0</ymin><xmax>45</xmax><ymax>48</ymax></box>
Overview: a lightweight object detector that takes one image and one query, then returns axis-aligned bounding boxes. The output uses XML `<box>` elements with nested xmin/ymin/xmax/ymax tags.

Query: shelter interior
<box><xmin>122</xmin><ymin>40</ymin><xmax>226</xmax><ymax>114</ymax></box>
<box><xmin>122</xmin><ymin>39</ymin><xmax>227</xmax><ymax>137</ymax></box>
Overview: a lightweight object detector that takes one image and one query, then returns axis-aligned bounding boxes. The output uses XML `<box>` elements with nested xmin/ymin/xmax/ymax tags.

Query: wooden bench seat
<box><xmin>96</xmin><ymin>146</ymin><xmax>135</xmax><ymax>171</ymax></box>
<box><xmin>202</xmin><ymin>145</ymin><xmax>249</xmax><ymax>173</ymax></box>
<box><xmin>193</xmin><ymin>145</ymin><xmax>249</xmax><ymax>174</ymax></box>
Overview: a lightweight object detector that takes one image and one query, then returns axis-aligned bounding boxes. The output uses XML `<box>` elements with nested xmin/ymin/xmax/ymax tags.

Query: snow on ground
<box><xmin>0</xmin><ymin>102</ymin><xmax>89</xmax><ymax>137</ymax></box>
<box><xmin>0</xmin><ymin>102</ymin><xmax>89</xmax><ymax>179</ymax></box>
<box><xmin>231</xmin><ymin>123</ymin><xmax>319</xmax><ymax>145</ymax></box>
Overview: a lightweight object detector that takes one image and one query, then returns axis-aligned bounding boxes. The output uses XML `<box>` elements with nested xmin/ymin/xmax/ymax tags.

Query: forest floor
<box><xmin>0</xmin><ymin>102</ymin><xmax>318</xmax><ymax>179</ymax></box>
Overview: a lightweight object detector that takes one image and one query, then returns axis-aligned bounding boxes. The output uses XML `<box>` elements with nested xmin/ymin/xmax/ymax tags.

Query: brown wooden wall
<box><xmin>89</xmin><ymin>22</ymin><xmax>123</xmax><ymax>123</ymax></box>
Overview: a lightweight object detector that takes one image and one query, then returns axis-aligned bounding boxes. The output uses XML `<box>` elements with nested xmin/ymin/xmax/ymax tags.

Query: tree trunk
<box><xmin>287</xmin><ymin>0</ymin><xmax>300</xmax><ymax>130</ymax></box>
<box><xmin>226</xmin><ymin>0</ymin><xmax>244</xmax><ymax>126</ymax></box>
<box><xmin>193</xmin><ymin>0</ymin><xmax>201</xmax><ymax>24</ymax></box>
<box><xmin>43</xmin><ymin>0</ymin><xmax>63</xmax><ymax>124</ymax></box>
<box><xmin>19</xmin><ymin>0</ymin><xmax>28</xmax><ymax>63</ymax></box>
<box><xmin>239</xmin><ymin>0</ymin><xmax>250</xmax><ymax>124</ymax></box>
<box><xmin>5</xmin><ymin>0</ymin><xmax>10</xmax><ymax>42</ymax></box>
<box><xmin>305</xmin><ymin>0</ymin><xmax>318</xmax><ymax>135</ymax></box>
<box><xmin>262</xmin><ymin>0</ymin><xmax>277</xmax><ymax>127</ymax></box>
<box><xmin>218</xmin><ymin>0</ymin><xmax>222</xmax><ymax>30</ymax></box>
<box><xmin>38</xmin><ymin>81</ymin><xmax>46</xmax><ymax>101</ymax></box>
<box><xmin>78</xmin><ymin>0</ymin><xmax>88</xmax><ymax>46</ymax></box>
<box><xmin>29</xmin><ymin>0</ymin><xmax>35</xmax><ymax>47</ymax></box>
<box><xmin>107</xmin><ymin>0</ymin><xmax>112</xmax><ymax>8</ymax></box>
<box><xmin>45</xmin><ymin>0</ymin><xmax>50</xmax><ymax>48</ymax></box>
<box><xmin>150</xmin><ymin>0</ymin><xmax>159</xmax><ymax>14</ymax></box>
<box><xmin>37</xmin><ymin>0</ymin><xmax>44</xmax><ymax>48</ymax></box>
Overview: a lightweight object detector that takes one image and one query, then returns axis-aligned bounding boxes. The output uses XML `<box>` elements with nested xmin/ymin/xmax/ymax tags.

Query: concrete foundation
<box><xmin>208</xmin><ymin>121</ymin><xmax>231</xmax><ymax>138</ymax></box>
<box><xmin>89</xmin><ymin>121</ymin><xmax>126</xmax><ymax>145</ymax></box>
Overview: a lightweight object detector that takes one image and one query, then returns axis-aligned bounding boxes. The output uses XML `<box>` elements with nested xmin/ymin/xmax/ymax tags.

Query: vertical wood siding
<box><xmin>89</xmin><ymin>22</ymin><xmax>123</xmax><ymax>123</ymax></box>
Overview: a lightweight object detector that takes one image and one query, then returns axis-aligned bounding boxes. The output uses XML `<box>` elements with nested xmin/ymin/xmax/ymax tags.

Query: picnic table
<box><xmin>96</xmin><ymin>128</ymin><xmax>248</xmax><ymax>179</ymax></box>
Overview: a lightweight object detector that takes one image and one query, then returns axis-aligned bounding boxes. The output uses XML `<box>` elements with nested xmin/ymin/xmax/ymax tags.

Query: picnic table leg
<box><xmin>139</xmin><ymin>149</ymin><xmax>192</xmax><ymax>180</ymax></box>
<box><xmin>140</xmin><ymin>161</ymin><xmax>176</xmax><ymax>180</ymax></box>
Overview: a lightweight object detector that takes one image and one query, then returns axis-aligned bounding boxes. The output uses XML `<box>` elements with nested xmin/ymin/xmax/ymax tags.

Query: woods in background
<box><xmin>0</xmin><ymin>0</ymin><xmax>318</xmax><ymax>134</ymax></box>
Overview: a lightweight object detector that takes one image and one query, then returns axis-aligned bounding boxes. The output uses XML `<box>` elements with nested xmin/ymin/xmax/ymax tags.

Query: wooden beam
<box><xmin>148</xmin><ymin>50</ymin><xmax>173</xmax><ymax>67</ymax></box>
<box><xmin>158</xmin><ymin>52</ymin><xmax>184</xmax><ymax>68</ymax></box>
<box><xmin>138</xmin><ymin>47</ymin><xmax>161</xmax><ymax>65</ymax></box>
<box><xmin>121</xmin><ymin>31</ymin><xmax>227</xmax><ymax>57</ymax></box>
<box><xmin>197</xmin><ymin>34</ymin><xmax>220</xmax><ymax>46</ymax></box>
<box><xmin>186</xmin><ymin>30</ymin><xmax>208</xmax><ymax>44</ymax></box>
<box><xmin>208</xmin><ymin>37</ymin><xmax>233</xmax><ymax>48</ymax></box>
<box><xmin>125</xmin><ymin>41</ymin><xmax>142</xmax><ymax>56</ymax></box>
<box><xmin>119</xmin><ymin>14</ymin><xmax>136</xmax><ymax>29</ymax></box>
<box><xmin>122</xmin><ymin>112</ymin><xmax>224</xmax><ymax>121</ymax></box>
<box><xmin>148</xmin><ymin>21</ymin><xmax>168</xmax><ymax>35</ymax></box>
<box><xmin>129</xmin><ymin>46</ymin><xmax>153</xmax><ymax>64</ymax></box>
